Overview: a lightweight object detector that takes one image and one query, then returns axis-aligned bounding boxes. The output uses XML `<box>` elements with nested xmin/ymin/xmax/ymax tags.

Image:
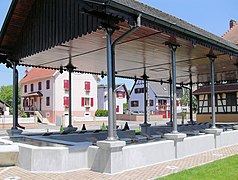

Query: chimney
<box><xmin>230</xmin><ymin>19</ymin><xmax>236</xmax><ymax>29</ymax></box>
<box><xmin>25</xmin><ymin>67</ymin><xmax>29</xmax><ymax>75</ymax></box>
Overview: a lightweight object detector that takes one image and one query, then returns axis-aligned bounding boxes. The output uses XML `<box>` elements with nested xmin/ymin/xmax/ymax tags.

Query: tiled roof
<box><xmin>20</xmin><ymin>68</ymin><xmax>57</xmax><ymax>84</ymax></box>
<box><xmin>222</xmin><ymin>22</ymin><xmax>238</xmax><ymax>45</ymax></box>
<box><xmin>149</xmin><ymin>82</ymin><xmax>170</xmax><ymax>98</ymax></box>
<box><xmin>193</xmin><ymin>84</ymin><xmax>238</xmax><ymax>95</ymax></box>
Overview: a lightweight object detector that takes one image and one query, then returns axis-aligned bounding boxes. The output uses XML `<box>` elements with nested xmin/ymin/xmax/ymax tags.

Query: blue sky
<box><xmin>0</xmin><ymin>0</ymin><xmax>238</xmax><ymax>88</ymax></box>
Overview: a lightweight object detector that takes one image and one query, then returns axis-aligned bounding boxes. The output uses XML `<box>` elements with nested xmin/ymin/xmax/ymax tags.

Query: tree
<box><xmin>180</xmin><ymin>88</ymin><xmax>197</xmax><ymax>113</ymax></box>
<box><xmin>0</xmin><ymin>85</ymin><xmax>21</xmax><ymax>114</ymax></box>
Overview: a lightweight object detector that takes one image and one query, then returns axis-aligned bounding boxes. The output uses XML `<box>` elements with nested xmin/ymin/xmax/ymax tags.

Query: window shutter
<box><xmin>116</xmin><ymin>105</ymin><xmax>119</xmax><ymax>112</ymax></box>
<box><xmin>85</xmin><ymin>81</ymin><xmax>90</xmax><ymax>91</ymax></box>
<box><xmin>90</xmin><ymin>98</ymin><xmax>94</xmax><ymax>107</ymax></box>
<box><xmin>122</xmin><ymin>92</ymin><xmax>125</xmax><ymax>98</ymax></box>
<box><xmin>64</xmin><ymin>80</ymin><xmax>69</xmax><ymax>89</ymax></box>
<box><xmin>81</xmin><ymin>97</ymin><xmax>85</xmax><ymax>107</ymax></box>
<box><xmin>116</xmin><ymin>92</ymin><xmax>119</xmax><ymax>98</ymax></box>
<box><xmin>64</xmin><ymin>97</ymin><xmax>69</xmax><ymax>107</ymax></box>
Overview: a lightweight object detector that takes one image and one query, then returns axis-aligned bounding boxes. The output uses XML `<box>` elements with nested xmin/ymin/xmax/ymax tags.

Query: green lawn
<box><xmin>159</xmin><ymin>155</ymin><xmax>238</xmax><ymax>180</ymax></box>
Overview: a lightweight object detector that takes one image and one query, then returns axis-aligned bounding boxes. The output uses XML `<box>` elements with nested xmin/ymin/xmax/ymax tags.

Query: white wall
<box><xmin>97</xmin><ymin>85</ymin><xmax>127</xmax><ymax>114</ymax></box>
<box><xmin>97</xmin><ymin>87</ymin><xmax>107</xmax><ymax>110</ymax></box>
<box><xmin>129</xmin><ymin>81</ymin><xmax>156</xmax><ymax>112</ymax></box>
<box><xmin>54</xmin><ymin>72</ymin><xmax>98</xmax><ymax>116</ymax></box>
<box><xmin>115</xmin><ymin>86</ymin><xmax>127</xmax><ymax>114</ymax></box>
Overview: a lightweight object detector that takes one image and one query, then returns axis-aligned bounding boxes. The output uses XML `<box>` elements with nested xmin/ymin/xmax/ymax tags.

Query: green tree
<box><xmin>0</xmin><ymin>85</ymin><xmax>21</xmax><ymax>114</ymax></box>
<box><xmin>180</xmin><ymin>88</ymin><xmax>197</xmax><ymax>113</ymax></box>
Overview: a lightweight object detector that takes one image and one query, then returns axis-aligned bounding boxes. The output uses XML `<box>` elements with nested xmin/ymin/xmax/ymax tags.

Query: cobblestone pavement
<box><xmin>0</xmin><ymin>144</ymin><xmax>238</xmax><ymax>180</ymax></box>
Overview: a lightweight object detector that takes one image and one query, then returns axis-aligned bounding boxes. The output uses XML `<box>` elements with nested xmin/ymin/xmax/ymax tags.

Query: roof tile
<box><xmin>20</xmin><ymin>68</ymin><xmax>57</xmax><ymax>84</ymax></box>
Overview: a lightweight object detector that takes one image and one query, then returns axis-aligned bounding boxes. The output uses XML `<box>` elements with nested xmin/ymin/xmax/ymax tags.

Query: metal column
<box><xmin>12</xmin><ymin>61</ymin><xmax>17</xmax><ymax>130</ymax></box>
<box><xmin>169</xmin><ymin>77</ymin><xmax>172</xmax><ymax>123</ymax></box>
<box><xmin>142</xmin><ymin>73</ymin><xmax>149</xmax><ymax>124</ymax></box>
<box><xmin>68</xmin><ymin>66</ymin><xmax>73</xmax><ymax>127</ymax></box>
<box><xmin>66</xmin><ymin>50</ymin><xmax>75</xmax><ymax>129</ymax></box>
<box><xmin>189</xmin><ymin>74</ymin><xmax>193</xmax><ymax>124</ymax></box>
<box><xmin>208</xmin><ymin>55</ymin><xmax>216</xmax><ymax>128</ymax></box>
<box><xmin>171</xmin><ymin>46</ymin><xmax>178</xmax><ymax>133</ymax></box>
<box><xmin>106</xmin><ymin>28</ymin><xmax>117</xmax><ymax>140</ymax></box>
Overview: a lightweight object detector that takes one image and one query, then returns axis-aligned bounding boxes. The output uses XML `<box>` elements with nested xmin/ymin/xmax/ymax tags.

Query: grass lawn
<box><xmin>159</xmin><ymin>155</ymin><xmax>238</xmax><ymax>180</ymax></box>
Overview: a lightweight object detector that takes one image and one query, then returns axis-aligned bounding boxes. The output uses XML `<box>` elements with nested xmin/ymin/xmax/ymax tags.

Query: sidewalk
<box><xmin>1</xmin><ymin>143</ymin><xmax>238</xmax><ymax>180</ymax></box>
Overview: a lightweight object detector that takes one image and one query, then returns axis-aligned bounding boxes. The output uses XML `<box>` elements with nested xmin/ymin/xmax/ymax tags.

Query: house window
<box><xmin>81</xmin><ymin>97</ymin><xmax>94</xmax><ymax>107</ymax></box>
<box><xmin>116</xmin><ymin>105</ymin><xmax>119</xmax><ymax>112</ymax></box>
<box><xmin>24</xmin><ymin>85</ymin><xmax>27</xmax><ymax>93</ymax></box>
<box><xmin>85</xmin><ymin>81</ymin><xmax>91</xmax><ymax>91</ymax></box>
<box><xmin>116</xmin><ymin>92</ymin><xmax>125</xmax><ymax>98</ymax></box>
<box><xmin>226</xmin><ymin>92</ymin><xmax>236</xmax><ymax>106</ymax></box>
<box><xmin>135</xmin><ymin>88</ymin><xmax>146</xmax><ymax>94</ymax></box>
<box><xmin>46</xmin><ymin>80</ymin><xmax>50</xmax><ymax>89</ymax></box>
<box><xmin>64</xmin><ymin>80</ymin><xmax>69</xmax><ymax>90</ymax></box>
<box><xmin>38</xmin><ymin>82</ymin><xmax>42</xmax><ymax>90</ymax></box>
<box><xmin>30</xmin><ymin>84</ymin><xmax>34</xmax><ymax>92</ymax></box>
<box><xmin>158</xmin><ymin>100</ymin><xmax>167</xmax><ymax>110</ymax></box>
<box><xmin>46</xmin><ymin>97</ymin><xmax>50</xmax><ymax>106</ymax></box>
<box><xmin>149</xmin><ymin>100</ymin><xmax>154</xmax><ymax>106</ymax></box>
<box><xmin>131</xmin><ymin>101</ymin><xmax>139</xmax><ymax>107</ymax></box>
<box><xmin>63</xmin><ymin>96</ymin><xmax>69</xmax><ymax>107</ymax></box>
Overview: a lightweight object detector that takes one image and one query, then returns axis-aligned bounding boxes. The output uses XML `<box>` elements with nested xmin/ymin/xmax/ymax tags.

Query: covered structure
<box><xmin>1</xmin><ymin>0</ymin><xmax>238</xmax><ymax>136</ymax></box>
<box><xmin>194</xmin><ymin>84</ymin><xmax>238</xmax><ymax>123</ymax></box>
<box><xmin>1</xmin><ymin>0</ymin><xmax>238</xmax><ymax>173</ymax></box>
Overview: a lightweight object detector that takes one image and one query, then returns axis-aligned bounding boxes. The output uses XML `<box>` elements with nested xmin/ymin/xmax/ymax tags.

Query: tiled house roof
<box><xmin>222</xmin><ymin>20</ymin><xmax>238</xmax><ymax>45</ymax></box>
<box><xmin>20</xmin><ymin>68</ymin><xmax>57</xmax><ymax>84</ymax></box>
<box><xmin>193</xmin><ymin>84</ymin><xmax>238</xmax><ymax>95</ymax></box>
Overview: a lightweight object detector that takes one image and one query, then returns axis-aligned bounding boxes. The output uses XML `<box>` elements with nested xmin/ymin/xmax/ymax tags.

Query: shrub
<box><xmin>101</xmin><ymin>122</ymin><xmax>107</xmax><ymax>130</ymax></box>
<box><xmin>95</xmin><ymin>110</ymin><xmax>108</xmax><ymax>117</ymax></box>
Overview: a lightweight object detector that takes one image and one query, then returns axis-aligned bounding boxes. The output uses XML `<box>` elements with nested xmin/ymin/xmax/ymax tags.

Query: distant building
<box><xmin>193</xmin><ymin>84</ymin><xmax>238</xmax><ymax>123</ymax></box>
<box><xmin>0</xmin><ymin>100</ymin><xmax>10</xmax><ymax>116</ymax></box>
<box><xmin>20</xmin><ymin>68</ymin><xmax>97</xmax><ymax>123</ymax></box>
<box><xmin>97</xmin><ymin>84</ymin><xmax>129</xmax><ymax>114</ymax></box>
<box><xmin>193</xmin><ymin>20</ymin><xmax>238</xmax><ymax>123</ymax></box>
<box><xmin>129</xmin><ymin>80</ymin><xmax>185</xmax><ymax>118</ymax></box>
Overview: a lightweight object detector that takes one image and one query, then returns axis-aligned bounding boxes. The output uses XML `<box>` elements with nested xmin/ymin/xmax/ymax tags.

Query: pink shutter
<box><xmin>85</xmin><ymin>81</ymin><xmax>90</xmax><ymax>91</ymax></box>
<box><xmin>116</xmin><ymin>105</ymin><xmax>119</xmax><ymax>112</ymax></box>
<box><xmin>122</xmin><ymin>92</ymin><xmax>125</xmax><ymax>98</ymax></box>
<box><xmin>81</xmin><ymin>97</ymin><xmax>85</xmax><ymax>107</ymax></box>
<box><xmin>64</xmin><ymin>97</ymin><xmax>69</xmax><ymax>107</ymax></box>
<box><xmin>90</xmin><ymin>98</ymin><xmax>94</xmax><ymax>107</ymax></box>
<box><xmin>64</xmin><ymin>80</ymin><xmax>69</xmax><ymax>89</ymax></box>
<box><xmin>116</xmin><ymin>92</ymin><xmax>119</xmax><ymax>98</ymax></box>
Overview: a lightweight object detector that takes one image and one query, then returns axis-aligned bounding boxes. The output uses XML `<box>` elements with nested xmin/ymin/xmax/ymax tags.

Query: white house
<box><xmin>20</xmin><ymin>68</ymin><xmax>97</xmax><ymax>123</ymax></box>
<box><xmin>129</xmin><ymin>80</ymin><xmax>185</xmax><ymax>118</ymax></box>
<box><xmin>97</xmin><ymin>84</ymin><xmax>129</xmax><ymax>114</ymax></box>
<box><xmin>0</xmin><ymin>100</ymin><xmax>10</xmax><ymax>116</ymax></box>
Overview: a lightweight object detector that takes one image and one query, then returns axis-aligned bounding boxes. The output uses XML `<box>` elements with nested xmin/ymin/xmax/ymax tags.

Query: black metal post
<box><xmin>68</xmin><ymin>66</ymin><xmax>73</xmax><ymax>127</ymax></box>
<box><xmin>208</xmin><ymin>55</ymin><xmax>217</xmax><ymax>128</ymax></box>
<box><xmin>169</xmin><ymin>77</ymin><xmax>172</xmax><ymax>123</ymax></box>
<box><xmin>12</xmin><ymin>61</ymin><xmax>17</xmax><ymax>130</ymax></box>
<box><xmin>142</xmin><ymin>73</ymin><xmax>149</xmax><ymax>124</ymax></box>
<box><xmin>189</xmin><ymin>74</ymin><xmax>193</xmax><ymax>124</ymax></box>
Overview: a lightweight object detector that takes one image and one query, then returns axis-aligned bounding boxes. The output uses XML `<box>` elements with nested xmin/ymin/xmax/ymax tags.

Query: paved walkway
<box><xmin>0</xmin><ymin>144</ymin><xmax>238</xmax><ymax>180</ymax></box>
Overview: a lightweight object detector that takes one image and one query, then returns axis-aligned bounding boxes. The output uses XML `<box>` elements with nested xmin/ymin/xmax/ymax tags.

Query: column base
<box><xmin>164</xmin><ymin>133</ymin><xmax>186</xmax><ymax>142</ymax></box>
<box><xmin>63</xmin><ymin>126</ymin><xmax>77</xmax><ymax>133</ymax></box>
<box><xmin>166</xmin><ymin>121</ymin><xmax>173</xmax><ymax>126</ymax></box>
<box><xmin>7</xmin><ymin>129</ymin><xmax>23</xmax><ymax>136</ymax></box>
<box><xmin>90</xmin><ymin>140</ymin><xmax>126</xmax><ymax>174</ymax></box>
<box><xmin>204</xmin><ymin>128</ymin><xmax>223</xmax><ymax>135</ymax></box>
<box><xmin>140</xmin><ymin>123</ymin><xmax>151</xmax><ymax>134</ymax></box>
